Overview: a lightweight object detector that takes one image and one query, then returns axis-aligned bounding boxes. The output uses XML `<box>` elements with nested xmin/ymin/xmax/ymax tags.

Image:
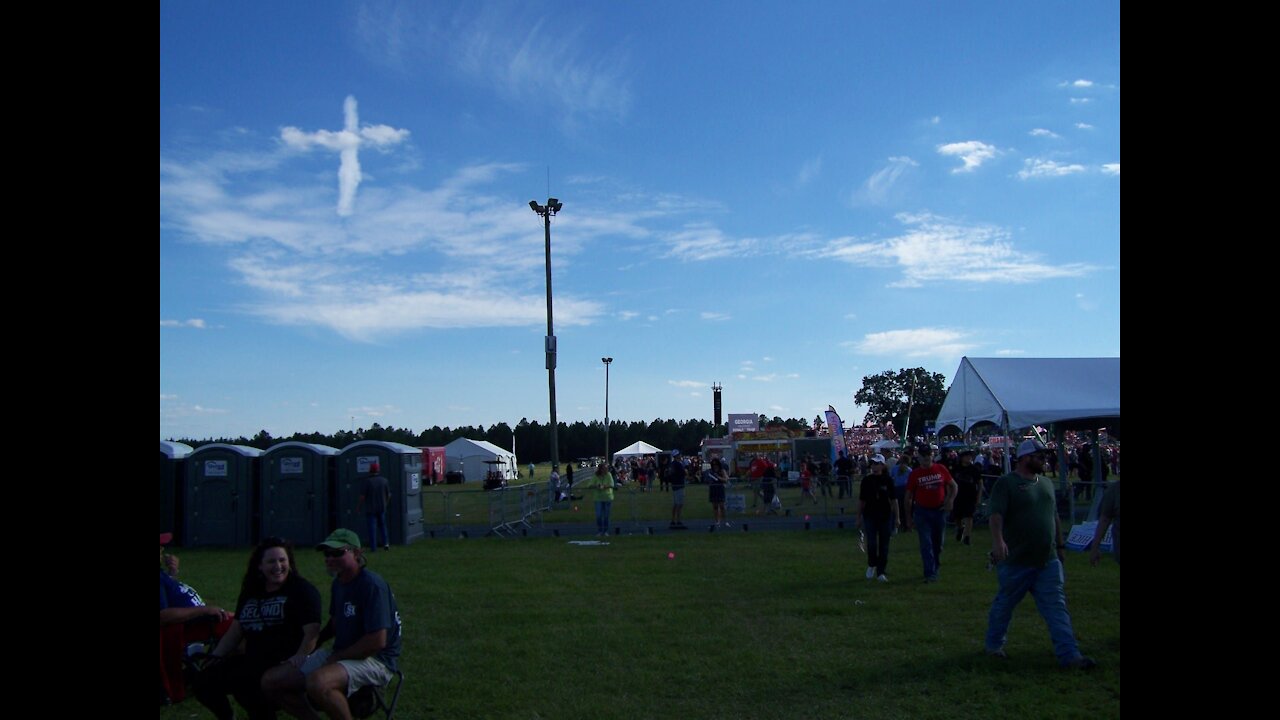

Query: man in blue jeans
<box><xmin>358</xmin><ymin>462</ymin><xmax>391</xmax><ymax>551</ymax></box>
<box><xmin>985</xmin><ymin>439</ymin><xmax>1096</xmax><ymax>670</ymax></box>
<box><xmin>904</xmin><ymin>446</ymin><xmax>955</xmax><ymax>582</ymax></box>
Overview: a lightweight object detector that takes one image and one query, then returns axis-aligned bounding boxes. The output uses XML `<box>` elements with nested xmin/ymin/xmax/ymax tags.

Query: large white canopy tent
<box><xmin>444</xmin><ymin>438</ymin><xmax>518</xmax><ymax>482</ymax></box>
<box><xmin>612</xmin><ymin>441</ymin><xmax>665</xmax><ymax>460</ymax></box>
<box><xmin>935</xmin><ymin>357</ymin><xmax>1120</xmax><ymax>437</ymax></box>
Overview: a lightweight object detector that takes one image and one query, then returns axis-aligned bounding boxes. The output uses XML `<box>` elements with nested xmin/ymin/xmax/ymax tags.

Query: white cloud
<box><xmin>617</xmin><ymin>310</ymin><xmax>640</xmax><ymax>321</ymax></box>
<box><xmin>768</xmin><ymin>405</ymin><xmax>786</xmax><ymax>413</ymax></box>
<box><xmin>936</xmin><ymin>141</ymin><xmax>998</xmax><ymax>173</ymax></box>
<box><xmin>160</xmin><ymin>319</ymin><xmax>207</xmax><ymax>329</ymax></box>
<box><xmin>797</xmin><ymin>156</ymin><xmax>823</xmax><ymax>186</ymax></box>
<box><xmin>1017</xmin><ymin>159</ymin><xmax>1087</xmax><ymax>179</ymax></box>
<box><xmin>815</xmin><ymin>213</ymin><xmax>1094</xmax><ymax>286</ymax></box>
<box><xmin>160</xmin><ymin>394</ymin><xmax>178</xmax><ymax>401</ymax></box>
<box><xmin>852</xmin><ymin>328</ymin><xmax>975</xmax><ymax>358</ymax></box>
<box><xmin>160</xmin><ymin>154</ymin><xmax>613</xmax><ymax>339</ymax></box>
<box><xmin>1029</xmin><ymin>128</ymin><xmax>1060</xmax><ymax>138</ymax></box>
<box><xmin>995</xmin><ymin>349</ymin><xmax>1025</xmax><ymax>356</ymax></box>
<box><xmin>931</xmin><ymin>116</ymin><xmax>941</xmax><ymax>125</ymax></box>
<box><xmin>279</xmin><ymin>96</ymin><xmax>409</xmax><ymax>216</ymax></box>
<box><xmin>701</xmin><ymin>312</ymin><xmax>731</xmax><ymax>321</ymax></box>
<box><xmin>762</xmin><ymin>357</ymin><xmax>773</xmax><ymax>362</ymax></box>
<box><xmin>1075</xmin><ymin>123</ymin><xmax>1094</xmax><ymax>130</ymax></box>
<box><xmin>668</xmin><ymin>380</ymin><xmax>704</xmax><ymax>388</ymax></box>
<box><xmin>1101</xmin><ymin>163</ymin><xmax>1120</xmax><ymax>176</ymax></box>
<box><xmin>753</xmin><ymin>374</ymin><xmax>778</xmax><ymax>382</ymax></box>
<box><xmin>662</xmin><ymin>224</ymin><xmax>758</xmax><ymax>261</ymax></box>
<box><xmin>349</xmin><ymin>405</ymin><xmax>400</xmax><ymax>418</ymax></box>
<box><xmin>1070</xmin><ymin>98</ymin><xmax>1092</xmax><ymax>104</ymax></box>
<box><xmin>844</xmin><ymin>313</ymin><xmax>858</xmax><ymax>320</ymax></box>
<box><xmin>1067</xmin><ymin>79</ymin><xmax>1094</xmax><ymax>88</ymax></box>
<box><xmin>853</xmin><ymin>156</ymin><xmax>918</xmax><ymax>205</ymax></box>
<box><xmin>192</xmin><ymin>405</ymin><xmax>229</xmax><ymax>415</ymax></box>
<box><xmin>356</xmin><ymin>5</ymin><xmax>632</xmax><ymax>126</ymax></box>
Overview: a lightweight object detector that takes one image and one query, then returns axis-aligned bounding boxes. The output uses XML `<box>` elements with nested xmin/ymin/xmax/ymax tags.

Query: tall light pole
<box><xmin>530</xmin><ymin>197</ymin><xmax>563</xmax><ymax>474</ymax></box>
<box><xmin>602</xmin><ymin>357</ymin><xmax>613</xmax><ymax>462</ymax></box>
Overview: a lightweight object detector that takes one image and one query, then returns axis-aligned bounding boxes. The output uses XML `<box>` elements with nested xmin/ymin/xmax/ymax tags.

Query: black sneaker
<box><xmin>1062</xmin><ymin>656</ymin><xmax>1097</xmax><ymax>670</ymax></box>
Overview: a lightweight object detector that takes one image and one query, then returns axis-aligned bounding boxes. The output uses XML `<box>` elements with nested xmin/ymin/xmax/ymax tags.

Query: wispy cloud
<box><xmin>1070</xmin><ymin>98</ymin><xmax>1092</xmax><ymax>105</ymax></box>
<box><xmin>1101</xmin><ymin>163</ymin><xmax>1120</xmax><ymax>176</ymax></box>
<box><xmin>1017</xmin><ymin>158</ymin><xmax>1087</xmax><ymax>179</ymax></box>
<box><xmin>668</xmin><ymin>380</ymin><xmax>704</xmax><ymax>388</ymax></box>
<box><xmin>348</xmin><ymin>405</ymin><xmax>400</xmax><ymax>418</ymax></box>
<box><xmin>995</xmin><ymin>349</ymin><xmax>1025</xmax><ymax>356</ymax></box>
<box><xmin>355</xmin><ymin>4</ymin><xmax>632</xmax><ymax>126</ymax></box>
<box><xmin>160</xmin><ymin>319</ymin><xmax>207</xmax><ymax>329</ymax></box>
<box><xmin>662</xmin><ymin>224</ymin><xmax>759</xmax><ymax>261</ymax></box>
<box><xmin>814</xmin><ymin>213</ymin><xmax>1094</xmax><ymax>287</ymax></box>
<box><xmin>700</xmin><ymin>311</ymin><xmax>731</xmax><ymax>322</ymax></box>
<box><xmin>852</xmin><ymin>156</ymin><xmax>917</xmax><ymax>205</ymax></box>
<box><xmin>280</xmin><ymin>96</ymin><xmax>409</xmax><ymax>216</ymax></box>
<box><xmin>754</xmin><ymin>374</ymin><xmax>779</xmax><ymax>382</ymax></box>
<box><xmin>931</xmin><ymin>116</ymin><xmax>941</xmax><ymax>125</ymax></box>
<box><xmin>161</xmin><ymin>151</ymin><xmax>610</xmax><ymax>339</ymax></box>
<box><xmin>849</xmin><ymin>328</ymin><xmax>975</xmax><ymax>358</ymax></box>
<box><xmin>796</xmin><ymin>156</ymin><xmax>823</xmax><ymax>187</ymax></box>
<box><xmin>617</xmin><ymin>310</ymin><xmax>640</xmax><ymax>321</ymax></box>
<box><xmin>1061</xmin><ymin>79</ymin><xmax>1095</xmax><ymax>88</ymax></box>
<box><xmin>1075</xmin><ymin>123</ymin><xmax>1094</xmax><ymax>130</ymax></box>
<box><xmin>160</xmin><ymin>394</ymin><xmax>179</xmax><ymax>401</ymax></box>
<box><xmin>1029</xmin><ymin>128</ymin><xmax>1060</xmax><ymax>139</ymax></box>
<box><xmin>936</xmin><ymin>141</ymin><xmax>998</xmax><ymax>173</ymax></box>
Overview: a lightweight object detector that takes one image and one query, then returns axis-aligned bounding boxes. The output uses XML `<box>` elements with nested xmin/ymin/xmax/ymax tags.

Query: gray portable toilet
<box><xmin>337</xmin><ymin>441</ymin><xmax>425</xmax><ymax>547</ymax></box>
<box><xmin>160</xmin><ymin>441</ymin><xmax>193</xmax><ymax>538</ymax></box>
<box><xmin>185</xmin><ymin>444</ymin><xmax>262</xmax><ymax>547</ymax></box>
<box><xmin>261</xmin><ymin>442</ymin><xmax>339</xmax><ymax>546</ymax></box>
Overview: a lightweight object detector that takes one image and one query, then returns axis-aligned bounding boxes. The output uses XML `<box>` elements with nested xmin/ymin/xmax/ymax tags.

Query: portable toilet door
<box><xmin>337</xmin><ymin>441</ymin><xmax>425</xmax><ymax>547</ymax></box>
<box><xmin>160</xmin><ymin>441</ymin><xmax>192</xmax><ymax>538</ymax></box>
<box><xmin>185</xmin><ymin>444</ymin><xmax>261</xmax><ymax>546</ymax></box>
<box><xmin>262</xmin><ymin>442</ymin><xmax>338</xmax><ymax>546</ymax></box>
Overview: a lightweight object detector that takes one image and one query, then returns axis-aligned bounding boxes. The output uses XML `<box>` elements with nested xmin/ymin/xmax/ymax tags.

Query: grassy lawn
<box><xmin>160</xmin><ymin>528</ymin><xmax>1119</xmax><ymax>719</ymax></box>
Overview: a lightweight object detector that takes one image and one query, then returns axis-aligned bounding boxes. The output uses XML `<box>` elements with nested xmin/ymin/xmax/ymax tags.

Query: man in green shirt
<box><xmin>985</xmin><ymin>439</ymin><xmax>1096</xmax><ymax>670</ymax></box>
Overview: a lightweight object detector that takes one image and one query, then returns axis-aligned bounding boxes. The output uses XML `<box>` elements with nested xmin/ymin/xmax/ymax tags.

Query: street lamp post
<box><xmin>602</xmin><ymin>357</ymin><xmax>613</xmax><ymax>462</ymax></box>
<box><xmin>530</xmin><ymin>198</ymin><xmax>564</xmax><ymax>474</ymax></box>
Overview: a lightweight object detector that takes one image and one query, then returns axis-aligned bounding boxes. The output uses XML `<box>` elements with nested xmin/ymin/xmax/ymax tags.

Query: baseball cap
<box><xmin>316</xmin><ymin>528</ymin><xmax>362</xmax><ymax>550</ymax></box>
<box><xmin>870</xmin><ymin>454</ymin><xmax>886</xmax><ymax>464</ymax></box>
<box><xmin>1016</xmin><ymin>439</ymin><xmax>1048</xmax><ymax>459</ymax></box>
<box><xmin>159</xmin><ymin>532</ymin><xmax>173</xmax><ymax>545</ymax></box>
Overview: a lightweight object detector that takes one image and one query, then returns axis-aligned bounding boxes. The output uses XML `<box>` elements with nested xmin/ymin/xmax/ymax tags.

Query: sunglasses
<box><xmin>322</xmin><ymin>547</ymin><xmax>350</xmax><ymax>558</ymax></box>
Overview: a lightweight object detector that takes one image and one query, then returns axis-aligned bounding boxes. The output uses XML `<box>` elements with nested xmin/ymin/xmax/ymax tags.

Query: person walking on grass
<box><xmin>904</xmin><ymin>445</ymin><xmax>956</xmax><ymax>583</ymax></box>
<box><xmin>590</xmin><ymin>463</ymin><xmax>616</xmax><ymax>537</ymax></box>
<box><xmin>984</xmin><ymin>440</ymin><xmax>1096</xmax><ymax>670</ymax></box>
<box><xmin>704</xmin><ymin>457</ymin><xmax>731</xmax><ymax>528</ymax></box>
<box><xmin>858</xmin><ymin>454</ymin><xmax>899</xmax><ymax>582</ymax></box>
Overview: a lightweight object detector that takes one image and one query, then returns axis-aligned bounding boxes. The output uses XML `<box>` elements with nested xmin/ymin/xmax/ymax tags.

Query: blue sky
<box><xmin>160</xmin><ymin>1</ymin><xmax>1120</xmax><ymax>440</ymax></box>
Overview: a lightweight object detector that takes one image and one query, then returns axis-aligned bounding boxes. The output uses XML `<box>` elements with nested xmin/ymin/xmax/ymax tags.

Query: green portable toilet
<box><xmin>185</xmin><ymin>444</ymin><xmax>262</xmax><ymax>547</ymax></box>
<box><xmin>262</xmin><ymin>442</ymin><xmax>339</xmax><ymax>546</ymax></box>
<box><xmin>337</xmin><ymin>441</ymin><xmax>424</xmax><ymax>547</ymax></box>
<box><xmin>160</xmin><ymin>441</ymin><xmax>192</xmax><ymax>539</ymax></box>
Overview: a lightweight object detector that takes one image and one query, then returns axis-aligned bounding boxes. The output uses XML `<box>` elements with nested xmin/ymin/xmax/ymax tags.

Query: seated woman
<box><xmin>194</xmin><ymin>537</ymin><xmax>322</xmax><ymax>720</ymax></box>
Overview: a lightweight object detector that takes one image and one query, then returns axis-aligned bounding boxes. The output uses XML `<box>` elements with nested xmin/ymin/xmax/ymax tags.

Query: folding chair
<box><xmin>349</xmin><ymin>669</ymin><xmax>404</xmax><ymax>719</ymax></box>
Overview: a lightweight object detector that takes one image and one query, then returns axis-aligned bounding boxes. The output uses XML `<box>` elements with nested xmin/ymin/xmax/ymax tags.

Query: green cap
<box><xmin>316</xmin><ymin>528</ymin><xmax>361</xmax><ymax>551</ymax></box>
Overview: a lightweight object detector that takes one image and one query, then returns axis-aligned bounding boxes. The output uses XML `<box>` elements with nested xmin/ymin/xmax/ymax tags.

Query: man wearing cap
<box><xmin>160</xmin><ymin>533</ymin><xmax>232</xmax><ymax>704</ymax></box>
<box><xmin>904</xmin><ymin>445</ymin><xmax>957</xmax><ymax>582</ymax></box>
<box><xmin>263</xmin><ymin>529</ymin><xmax>403</xmax><ymax>718</ymax></box>
<box><xmin>668</xmin><ymin>452</ymin><xmax>688</xmax><ymax>529</ymax></box>
<box><xmin>985</xmin><ymin>439</ymin><xmax>1096</xmax><ymax>670</ymax></box>
<box><xmin>357</xmin><ymin>462</ymin><xmax>391</xmax><ymax>552</ymax></box>
<box><xmin>159</xmin><ymin>533</ymin><xmax>230</xmax><ymax>626</ymax></box>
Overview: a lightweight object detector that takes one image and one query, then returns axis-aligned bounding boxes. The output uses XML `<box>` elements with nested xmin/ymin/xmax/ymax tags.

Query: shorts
<box><xmin>709</xmin><ymin>484</ymin><xmax>726</xmax><ymax>504</ymax></box>
<box><xmin>300</xmin><ymin>648</ymin><xmax>393</xmax><ymax>696</ymax></box>
<box><xmin>672</xmin><ymin>487</ymin><xmax>685</xmax><ymax>505</ymax></box>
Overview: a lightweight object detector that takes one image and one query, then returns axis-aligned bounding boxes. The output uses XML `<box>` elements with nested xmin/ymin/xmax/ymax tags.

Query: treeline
<box><xmin>170</xmin><ymin>416</ymin><xmax>814</xmax><ymax>465</ymax></box>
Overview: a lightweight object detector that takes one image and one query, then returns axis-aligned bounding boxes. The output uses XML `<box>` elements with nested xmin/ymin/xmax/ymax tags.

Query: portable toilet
<box><xmin>337</xmin><ymin>441</ymin><xmax>425</xmax><ymax>546</ymax></box>
<box><xmin>261</xmin><ymin>442</ymin><xmax>339</xmax><ymax>546</ymax></box>
<box><xmin>184</xmin><ymin>444</ymin><xmax>262</xmax><ymax>547</ymax></box>
<box><xmin>160</xmin><ymin>441</ymin><xmax>193</xmax><ymax>539</ymax></box>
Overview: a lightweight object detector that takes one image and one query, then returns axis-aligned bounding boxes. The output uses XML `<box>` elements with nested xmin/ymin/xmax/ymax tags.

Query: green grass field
<box><xmin>160</xmin><ymin>528</ymin><xmax>1120</xmax><ymax>719</ymax></box>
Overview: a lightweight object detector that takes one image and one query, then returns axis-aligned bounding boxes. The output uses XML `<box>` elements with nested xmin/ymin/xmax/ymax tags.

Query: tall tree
<box><xmin>854</xmin><ymin>367</ymin><xmax>948</xmax><ymax>439</ymax></box>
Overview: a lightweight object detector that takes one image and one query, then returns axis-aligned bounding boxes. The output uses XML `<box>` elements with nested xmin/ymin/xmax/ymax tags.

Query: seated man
<box><xmin>263</xmin><ymin>529</ymin><xmax>402</xmax><ymax>720</ymax></box>
<box><xmin>159</xmin><ymin>532</ymin><xmax>232</xmax><ymax>704</ymax></box>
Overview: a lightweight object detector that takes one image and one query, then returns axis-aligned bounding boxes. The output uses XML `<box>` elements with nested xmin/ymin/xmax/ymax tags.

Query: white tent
<box><xmin>612</xmin><ymin>440</ymin><xmax>665</xmax><ymax>459</ymax></box>
<box><xmin>444</xmin><ymin>438</ymin><xmax>518</xmax><ymax>483</ymax></box>
<box><xmin>935</xmin><ymin>357</ymin><xmax>1120</xmax><ymax>434</ymax></box>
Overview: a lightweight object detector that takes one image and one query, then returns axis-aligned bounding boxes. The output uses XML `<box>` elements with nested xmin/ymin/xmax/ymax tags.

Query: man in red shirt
<box><xmin>904</xmin><ymin>445</ymin><xmax>957</xmax><ymax>582</ymax></box>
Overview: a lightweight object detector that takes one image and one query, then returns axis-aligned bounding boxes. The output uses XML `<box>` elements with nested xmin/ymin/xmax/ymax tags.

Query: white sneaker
<box><xmin>877</xmin><ymin>574</ymin><xmax>889</xmax><ymax>583</ymax></box>
<box><xmin>866</xmin><ymin>567</ymin><xmax>876</xmax><ymax>579</ymax></box>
